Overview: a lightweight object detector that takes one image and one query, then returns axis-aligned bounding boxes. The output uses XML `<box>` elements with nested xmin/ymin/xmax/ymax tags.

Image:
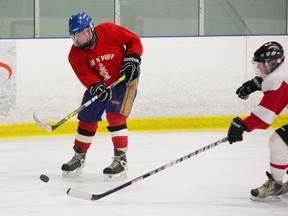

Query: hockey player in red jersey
<box><xmin>228</xmin><ymin>41</ymin><xmax>288</xmax><ymax>201</ymax></box>
<box><xmin>61</xmin><ymin>11</ymin><xmax>143</xmax><ymax>181</ymax></box>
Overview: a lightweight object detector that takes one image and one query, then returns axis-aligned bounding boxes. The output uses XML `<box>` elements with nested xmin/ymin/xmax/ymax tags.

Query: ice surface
<box><xmin>0</xmin><ymin>130</ymin><xmax>287</xmax><ymax>216</ymax></box>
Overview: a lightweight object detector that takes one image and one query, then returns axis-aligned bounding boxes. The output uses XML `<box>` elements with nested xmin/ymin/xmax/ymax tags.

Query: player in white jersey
<box><xmin>227</xmin><ymin>41</ymin><xmax>288</xmax><ymax>202</ymax></box>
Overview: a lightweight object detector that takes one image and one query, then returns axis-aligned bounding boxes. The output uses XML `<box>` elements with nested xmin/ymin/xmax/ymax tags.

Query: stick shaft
<box><xmin>34</xmin><ymin>75</ymin><xmax>125</xmax><ymax>132</ymax></box>
<box><xmin>67</xmin><ymin>137</ymin><xmax>228</xmax><ymax>200</ymax></box>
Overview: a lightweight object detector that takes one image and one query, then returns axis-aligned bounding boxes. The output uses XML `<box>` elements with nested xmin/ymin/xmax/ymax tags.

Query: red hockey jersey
<box><xmin>243</xmin><ymin>61</ymin><xmax>288</xmax><ymax>132</ymax></box>
<box><xmin>68</xmin><ymin>22</ymin><xmax>143</xmax><ymax>88</ymax></box>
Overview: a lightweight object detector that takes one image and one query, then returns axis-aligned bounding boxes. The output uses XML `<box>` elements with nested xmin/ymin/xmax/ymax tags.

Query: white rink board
<box><xmin>0</xmin><ymin>35</ymin><xmax>287</xmax><ymax>124</ymax></box>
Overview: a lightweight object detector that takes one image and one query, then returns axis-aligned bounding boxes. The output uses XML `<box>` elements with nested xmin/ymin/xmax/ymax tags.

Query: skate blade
<box><xmin>62</xmin><ymin>168</ymin><xmax>83</xmax><ymax>177</ymax></box>
<box><xmin>250</xmin><ymin>195</ymin><xmax>282</xmax><ymax>202</ymax></box>
<box><xmin>104</xmin><ymin>172</ymin><xmax>127</xmax><ymax>181</ymax></box>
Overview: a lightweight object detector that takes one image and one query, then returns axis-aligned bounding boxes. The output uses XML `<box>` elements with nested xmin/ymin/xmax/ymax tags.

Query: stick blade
<box><xmin>67</xmin><ymin>188</ymin><xmax>93</xmax><ymax>200</ymax></box>
<box><xmin>33</xmin><ymin>112</ymin><xmax>52</xmax><ymax>132</ymax></box>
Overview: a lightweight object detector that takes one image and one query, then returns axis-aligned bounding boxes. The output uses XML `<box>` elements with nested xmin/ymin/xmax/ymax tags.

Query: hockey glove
<box><xmin>88</xmin><ymin>82</ymin><xmax>112</xmax><ymax>102</ymax></box>
<box><xmin>120</xmin><ymin>54</ymin><xmax>141</xmax><ymax>85</ymax></box>
<box><xmin>236</xmin><ymin>76</ymin><xmax>263</xmax><ymax>99</ymax></box>
<box><xmin>228</xmin><ymin>117</ymin><xmax>248</xmax><ymax>144</ymax></box>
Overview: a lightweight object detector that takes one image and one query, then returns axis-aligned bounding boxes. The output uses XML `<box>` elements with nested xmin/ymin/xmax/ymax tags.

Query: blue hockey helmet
<box><xmin>69</xmin><ymin>11</ymin><xmax>93</xmax><ymax>36</ymax></box>
<box><xmin>68</xmin><ymin>12</ymin><xmax>97</xmax><ymax>48</ymax></box>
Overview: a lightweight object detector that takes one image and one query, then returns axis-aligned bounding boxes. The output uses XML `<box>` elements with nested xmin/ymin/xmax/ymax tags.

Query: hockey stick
<box><xmin>67</xmin><ymin>137</ymin><xmax>228</xmax><ymax>201</ymax></box>
<box><xmin>33</xmin><ymin>75</ymin><xmax>125</xmax><ymax>132</ymax></box>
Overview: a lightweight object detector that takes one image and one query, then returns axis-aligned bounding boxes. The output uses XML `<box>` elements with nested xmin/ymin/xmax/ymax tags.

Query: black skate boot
<box><xmin>282</xmin><ymin>180</ymin><xmax>288</xmax><ymax>198</ymax></box>
<box><xmin>250</xmin><ymin>171</ymin><xmax>283</xmax><ymax>202</ymax></box>
<box><xmin>61</xmin><ymin>146</ymin><xmax>86</xmax><ymax>177</ymax></box>
<box><xmin>103</xmin><ymin>148</ymin><xmax>128</xmax><ymax>181</ymax></box>
<box><xmin>282</xmin><ymin>170</ymin><xmax>288</xmax><ymax>198</ymax></box>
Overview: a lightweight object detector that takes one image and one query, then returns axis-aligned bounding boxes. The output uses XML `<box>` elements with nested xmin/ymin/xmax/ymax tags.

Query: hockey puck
<box><xmin>40</xmin><ymin>174</ymin><xmax>49</xmax><ymax>183</ymax></box>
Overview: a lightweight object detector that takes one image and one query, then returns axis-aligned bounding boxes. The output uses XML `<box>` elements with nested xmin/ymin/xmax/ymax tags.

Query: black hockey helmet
<box><xmin>253</xmin><ymin>41</ymin><xmax>284</xmax><ymax>64</ymax></box>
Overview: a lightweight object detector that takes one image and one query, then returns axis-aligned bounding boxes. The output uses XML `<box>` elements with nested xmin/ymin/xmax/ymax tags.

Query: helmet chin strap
<box><xmin>264</xmin><ymin>62</ymin><xmax>271</xmax><ymax>75</ymax></box>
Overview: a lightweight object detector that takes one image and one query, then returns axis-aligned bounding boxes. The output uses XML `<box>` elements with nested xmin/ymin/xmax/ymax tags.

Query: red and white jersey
<box><xmin>243</xmin><ymin>61</ymin><xmax>288</xmax><ymax>132</ymax></box>
<box><xmin>68</xmin><ymin>22</ymin><xmax>143</xmax><ymax>88</ymax></box>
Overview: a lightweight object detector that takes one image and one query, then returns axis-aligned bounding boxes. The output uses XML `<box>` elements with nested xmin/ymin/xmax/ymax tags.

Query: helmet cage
<box><xmin>71</xmin><ymin>23</ymin><xmax>94</xmax><ymax>47</ymax></box>
<box><xmin>252</xmin><ymin>61</ymin><xmax>270</xmax><ymax>78</ymax></box>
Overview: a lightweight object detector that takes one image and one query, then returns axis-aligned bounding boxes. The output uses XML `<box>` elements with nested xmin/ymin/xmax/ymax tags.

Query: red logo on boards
<box><xmin>0</xmin><ymin>62</ymin><xmax>13</xmax><ymax>83</ymax></box>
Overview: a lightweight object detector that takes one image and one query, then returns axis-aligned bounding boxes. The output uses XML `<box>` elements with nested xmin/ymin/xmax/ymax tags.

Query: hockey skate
<box><xmin>61</xmin><ymin>146</ymin><xmax>86</xmax><ymax>177</ymax></box>
<box><xmin>250</xmin><ymin>171</ymin><xmax>283</xmax><ymax>202</ymax></box>
<box><xmin>282</xmin><ymin>180</ymin><xmax>288</xmax><ymax>198</ymax></box>
<box><xmin>103</xmin><ymin>148</ymin><xmax>128</xmax><ymax>181</ymax></box>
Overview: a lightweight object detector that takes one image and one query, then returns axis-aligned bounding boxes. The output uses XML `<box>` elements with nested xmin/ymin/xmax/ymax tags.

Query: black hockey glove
<box><xmin>88</xmin><ymin>82</ymin><xmax>112</xmax><ymax>102</ymax></box>
<box><xmin>120</xmin><ymin>54</ymin><xmax>141</xmax><ymax>85</ymax></box>
<box><xmin>236</xmin><ymin>76</ymin><xmax>263</xmax><ymax>99</ymax></box>
<box><xmin>228</xmin><ymin>117</ymin><xmax>248</xmax><ymax>144</ymax></box>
